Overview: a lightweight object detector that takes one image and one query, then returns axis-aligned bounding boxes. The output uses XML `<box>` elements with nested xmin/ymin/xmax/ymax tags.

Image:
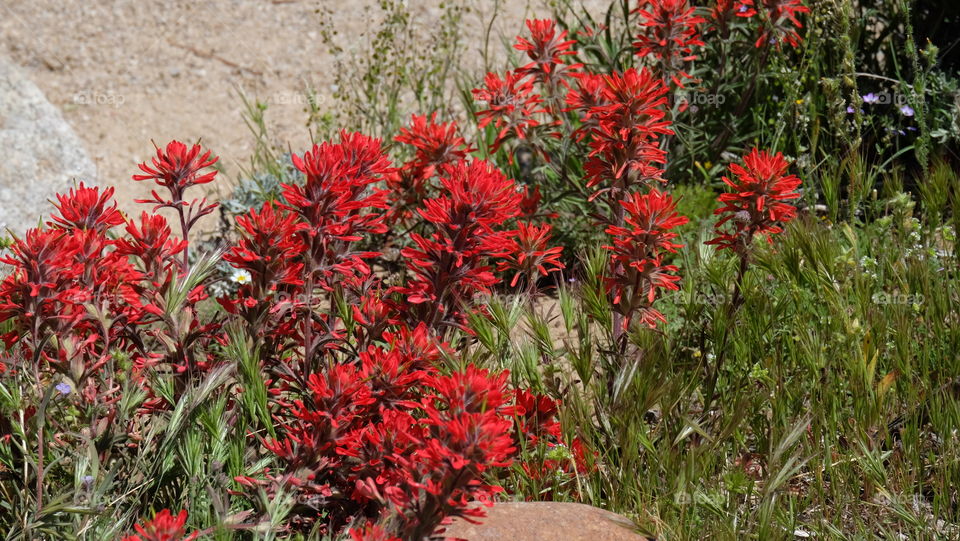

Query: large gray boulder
<box><xmin>0</xmin><ymin>57</ymin><xmax>96</xmax><ymax>235</ymax></box>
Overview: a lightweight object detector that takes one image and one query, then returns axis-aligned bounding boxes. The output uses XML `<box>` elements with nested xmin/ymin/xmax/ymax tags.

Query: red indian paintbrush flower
<box><xmin>390</xmin><ymin>114</ymin><xmax>474</xmax><ymax>224</ymax></box>
<box><xmin>739</xmin><ymin>0</ymin><xmax>810</xmax><ymax>48</ymax></box>
<box><xmin>221</xmin><ymin>202</ymin><xmax>308</xmax><ymax>322</ymax></box>
<box><xmin>122</xmin><ymin>509</ymin><xmax>198</xmax><ymax>541</ymax></box>
<box><xmin>709</xmin><ymin>0</ymin><xmax>755</xmax><ymax>34</ymax></box>
<box><xmin>707</xmin><ymin>148</ymin><xmax>802</xmax><ymax>254</ymax></box>
<box><xmin>605</xmin><ymin>189</ymin><xmax>688</xmax><ymax>329</ymax></box>
<box><xmin>514</xmin><ymin>19</ymin><xmax>580</xmax><ymax>86</ymax></box>
<box><xmin>567</xmin><ymin>68</ymin><xmax>672</xmax><ymax>192</ymax></box>
<box><xmin>283</xmin><ymin>131</ymin><xmax>391</xmax><ymax>286</ymax></box>
<box><xmin>399</xmin><ymin>159</ymin><xmax>524</xmax><ymax>332</ymax></box>
<box><xmin>133</xmin><ymin>140</ymin><xmax>220</xmax><ymax>269</ymax></box>
<box><xmin>114</xmin><ymin>212</ymin><xmax>188</xmax><ymax>282</ymax></box>
<box><xmin>133</xmin><ymin>140</ymin><xmax>218</xmax><ymax>211</ymax></box>
<box><xmin>395</xmin><ymin>113</ymin><xmax>474</xmax><ymax>177</ymax></box>
<box><xmin>496</xmin><ymin>221</ymin><xmax>565</xmax><ymax>288</ymax></box>
<box><xmin>349</xmin><ymin>524</ymin><xmax>401</xmax><ymax>541</ymax></box>
<box><xmin>473</xmin><ymin>71</ymin><xmax>546</xmax><ymax>152</ymax></box>
<box><xmin>0</xmin><ymin>229</ymin><xmax>82</xmax><ymax>346</ymax></box>
<box><xmin>133</xmin><ymin>141</ymin><xmax>217</xmax><ymax>189</ymax></box>
<box><xmin>633</xmin><ymin>0</ymin><xmax>705</xmax><ymax>86</ymax></box>
<box><xmin>225</xmin><ymin>202</ymin><xmax>307</xmax><ymax>290</ymax></box>
<box><xmin>49</xmin><ymin>183</ymin><xmax>125</xmax><ymax>232</ymax></box>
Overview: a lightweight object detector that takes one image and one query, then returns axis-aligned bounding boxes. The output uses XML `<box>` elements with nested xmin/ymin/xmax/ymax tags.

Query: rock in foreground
<box><xmin>439</xmin><ymin>502</ymin><xmax>653</xmax><ymax>541</ymax></box>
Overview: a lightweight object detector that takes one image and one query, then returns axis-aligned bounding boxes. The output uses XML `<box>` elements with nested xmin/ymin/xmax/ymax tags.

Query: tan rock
<box><xmin>438</xmin><ymin>502</ymin><xmax>653</xmax><ymax>541</ymax></box>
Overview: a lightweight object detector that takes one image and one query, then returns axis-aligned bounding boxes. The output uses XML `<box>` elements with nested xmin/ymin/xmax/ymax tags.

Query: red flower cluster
<box><xmin>633</xmin><ymin>0</ymin><xmax>706</xmax><ymax>86</ymax></box>
<box><xmin>473</xmin><ymin>19</ymin><xmax>583</xmax><ymax>151</ymax></box>
<box><xmin>735</xmin><ymin>0</ymin><xmax>810</xmax><ymax>48</ymax></box>
<box><xmin>240</xmin><ymin>347</ymin><xmax>517</xmax><ymax>538</ymax></box>
<box><xmin>497</xmin><ymin>222</ymin><xmax>565</xmax><ymax>289</ymax></box>
<box><xmin>214</xmin><ymin>133</ymin><xmax>565</xmax><ymax>537</ymax></box>
<box><xmin>566</xmin><ymin>68</ymin><xmax>672</xmax><ymax>193</ymax></box>
<box><xmin>1</xmin><ymin>128</ymin><xmax>568</xmax><ymax>540</ymax></box>
<box><xmin>0</xmin><ymin>142</ymin><xmax>229</xmax><ymax>440</ymax></box>
<box><xmin>514</xmin><ymin>19</ymin><xmax>580</xmax><ymax>89</ymax></box>
<box><xmin>605</xmin><ymin>189</ymin><xmax>688</xmax><ymax>329</ymax></box>
<box><xmin>708</xmin><ymin>148</ymin><xmax>802</xmax><ymax>254</ymax></box>
<box><xmin>133</xmin><ymin>140</ymin><xmax>219</xmax><ymax>268</ymax></box>
<box><xmin>513</xmin><ymin>390</ymin><xmax>596</xmax><ymax>499</ymax></box>
<box><xmin>0</xmin><ymin>183</ymin><xmax>192</xmax><ymax>378</ymax></box>
<box><xmin>123</xmin><ymin>509</ymin><xmax>197</xmax><ymax>541</ymax></box>
<box><xmin>711</xmin><ymin>0</ymin><xmax>755</xmax><ymax>24</ymax></box>
<box><xmin>399</xmin><ymin>159</ymin><xmax>522</xmax><ymax>333</ymax></box>
<box><xmin>389</xmin><ymin>114</ymin><xmax>474</xmax><ymax>225</ymax></box>
<box><xmin>473</xmin><ymin>72</ymin><xmax>546</xmax><ymax>152</ymax></box>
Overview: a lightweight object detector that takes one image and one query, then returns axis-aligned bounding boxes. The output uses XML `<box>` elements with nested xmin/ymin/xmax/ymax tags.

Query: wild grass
<box><xmin>470</xmin><ymin>179</ymin><xmax>960</xmax><ymax>538</ymax></box>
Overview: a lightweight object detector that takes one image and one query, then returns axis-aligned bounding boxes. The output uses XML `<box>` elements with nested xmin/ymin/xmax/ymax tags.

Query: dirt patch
<box><xmin>0</xmin><ymin>0</ymin><xmax>606</xmax><ymax>221</ymax></box>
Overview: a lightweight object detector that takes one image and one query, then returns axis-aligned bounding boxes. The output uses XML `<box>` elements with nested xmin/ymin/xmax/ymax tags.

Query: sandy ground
<box><xmin>0</xmin><ymin>0</ymin><xmax>605</xmax><ymax>220</ymax></box>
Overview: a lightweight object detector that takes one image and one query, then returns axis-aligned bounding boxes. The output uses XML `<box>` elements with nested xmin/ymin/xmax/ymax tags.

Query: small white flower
<box><xmin>231</xmin><ymin>269</ymin><xmax>252</xmax><ymax>285</ymax></box>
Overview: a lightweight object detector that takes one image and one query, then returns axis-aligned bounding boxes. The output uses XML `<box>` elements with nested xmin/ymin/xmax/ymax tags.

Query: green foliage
<box><xmin>312</xmin><ymin>0</ymin><xmax>467</xmax><ymax>141</ymax></box>
<box><xmin>468</xmin><ymin>195</ymin><xmax>960</xmax><ymax>537</ymax></box>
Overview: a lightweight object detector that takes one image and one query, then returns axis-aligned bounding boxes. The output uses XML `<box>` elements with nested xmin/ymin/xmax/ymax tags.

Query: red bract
<box><xmin>115</xmin><ymin>212</ymin><xmax>187</xmax><ymax>280</ymax></box>
<box><xmin>224</xmin><ymin>203</ymin><xmax>306</xmax><ymax>296</ymax></box>
<box><xmin>404</xmin><ymin>366</ymin><xmax>516</xmax><ymax>537</ymax></box>
<box><xmin>633</xmin><ymin>0</ymin><xmax>706</xmax><ymax>86</ymax></box>
<box><xmin>133</xmin><ymin>140</ymin><xmax>219</xmax><ymax>269</ymax></box>
<box><xmin>708</xmin><ymin>149</ymin><xmax>801</xmax><ymax>253</ymax></box>
<box><xmin>565</xmin><ymin>72</ymin><xmax>609</xmax><ymax>115</ymax></box>
<box><xmin>417</xmin><ymin>160</ymin><xmax>522</xmax><ymax>231</ymax></box>
<box><xmin>497</xmin><ymin>222</ymin><xmax>565</xmax><ymax>288</ymax></box>
<box><xmin>49</xmin><ymin>183</ymin><xmax>125</xmax><ymax>232</ymax></box>
<box><xmin>514</xmin><ymin>19</ymin><xmax>580</xmax><ymax>87</ymax></box>
<box><xmin>284</xmin><ymin>131</ymin><xmax>390</xmax><ymax>286</ymax></box>
<box><xmin>740</xmin><ymin>0</ymin><xmax>810</xmax><ymax>48</ymax></box>
<box><xmin>399</xmin><ymin>160</ymin><xmax>523</xmax><ymax>333</ymax></box>
<box><xmin>122</xmin><ymin>509</ymin><xmax>198</xmax><ymax>541</ymax></box>
<box><xmin>349</xmin><ymin>523</ymin><xmax>401</xmax><ymax>541</ymax></box>
<box><xmin>605</xmin><ymin>189</ymin><xmax>688</xmax><ymax>329</ymax></box>
<box><xmin>241</xmin><ymin>338</ymin><xmax>521</xmax><ymax>539</ymax></box>
<box><xmin>473</xmin><ymin>71</ymin><xmax>545</xmax><ymax>152</ymax></box>
<box><xmin>0</xmin><ymin>229</ymin><xmax>82</xmax><ymax>347</ymax></box>
<box><xmin>711</xmin><ymin>0</ymin><xmax>756</xmax><ymax>22</ymax></box>
<box><xmin>133</xmin><ymin>141</ymin><xmax>218</xmax><ymax>190</ymax></box>
<box><xmin>567</xmin><ymin>68</ymin><xmax>672</xmax><ymax>193</ymax></box>
<box><xmin>390</xmin><ymin>114</ymin><xmax>474</xmax><ymax>225</ymax></box>
<box><xmin>395</xmin><ymin>113</ymin><xmax>474</xmax><ymax>179</ymax></box>
<box><xmin>514</xmin><ymin>389</ymin><xmax>562</xmax><ymax>445</ymax></box>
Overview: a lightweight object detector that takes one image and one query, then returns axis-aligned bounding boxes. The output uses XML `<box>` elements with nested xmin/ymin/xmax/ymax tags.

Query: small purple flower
<box><xmin>55</xmin><ymin>382</ymin><xmax>71</xmax><ymax>395</ymax></box>
<box><xmin>846</xmin><ymin>106</ymin><xmax>856</xmax><ymax>114</ymax></box>
<box><xmin>739</xmin><ymin>4</ymin><xmax>749</xmax><ymax>12</ymax></box>
<box><xmin>899</xmin><ymin>104</ymin><xmax>915</xmax><ymax>117</ymax></box>
<box><xmin>863</xmin><ymin>93</ymin><xmax>879</xmax><ymax>104</ymax></box>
